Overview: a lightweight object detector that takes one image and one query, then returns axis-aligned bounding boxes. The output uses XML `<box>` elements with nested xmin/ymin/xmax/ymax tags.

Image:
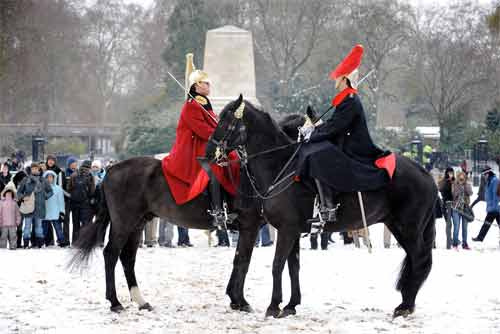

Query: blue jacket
<box><xmin>485</xmin><ymin>174</ymin><xmax>499</xmax><ymax>213</ymax></box>
<box><xmin>43</xmin><ymin>171</ymin><xmax>65</xmax><ymax>220</ymax></box>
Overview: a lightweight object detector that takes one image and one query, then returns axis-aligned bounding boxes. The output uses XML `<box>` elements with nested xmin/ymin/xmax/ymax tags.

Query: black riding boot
<box><xmin>208</xmin><ymin>174</ymin><xmax>226</xmax><ymax>228</ymax></box>
<box><xmin>315</xmin><ymin>179</ymin><xmax>337</xmax><ymax>223</ymax></box>
<box><xmin>197</xmin><ymin>157</ymin><xmax>235</xmax><ymax>228</ymax></box>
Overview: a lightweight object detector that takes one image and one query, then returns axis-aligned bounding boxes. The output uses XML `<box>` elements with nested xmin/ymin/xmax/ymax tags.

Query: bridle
<box><xmin>208</xmin><ymin>101</ymin><xmax>301</xmax><ymax>201</ymax></box>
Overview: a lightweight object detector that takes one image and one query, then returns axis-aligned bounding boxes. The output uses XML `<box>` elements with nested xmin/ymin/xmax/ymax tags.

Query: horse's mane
<box><xmin>221</xmin><ymin>99</ymin><xmax>294</xmax><ymax>144</ymax></box>
<box><xmin>278</xmin><ymin>114</ymin><xmax>305</xmax><ymax>141</ymax></box>
<box><xmin>221</xmin><ymin>99</ymin><xmax>298</xmax><ymax>207</ymax></box>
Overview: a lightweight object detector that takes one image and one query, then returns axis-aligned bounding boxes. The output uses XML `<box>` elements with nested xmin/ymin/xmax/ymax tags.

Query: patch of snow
<box><xmin>1</xmin><ymin>202</ymin><xmax>499</xmax><ymax>333</ymax></box>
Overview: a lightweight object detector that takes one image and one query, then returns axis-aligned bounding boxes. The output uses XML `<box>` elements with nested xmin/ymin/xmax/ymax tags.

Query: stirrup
<box><xmin>320</xmin><ymin>204</ymin><xmax>339</xmax><ymax>223</ymax></box>
<box><xmin>307</xmin><ymin>216</ymin><xmax>324</xmax><ymax>235</ymax></box>
<box><xmin>208</xmin><ymin>202</ymin><xmax>238</xmax><ymax>230</ymax></box>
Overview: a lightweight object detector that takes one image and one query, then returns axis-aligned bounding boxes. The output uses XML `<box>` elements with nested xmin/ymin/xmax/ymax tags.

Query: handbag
<box><xmin>461</xmin><ymin>205</ymin><xmax>475</xmax><ymax>222</ymax></box>
<box><xmin>19</xmin><ymin>192</ymin><xmax>35</xmax><ymax>215</ymax></box>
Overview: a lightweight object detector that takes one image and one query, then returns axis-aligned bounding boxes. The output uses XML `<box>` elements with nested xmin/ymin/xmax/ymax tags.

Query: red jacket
<box><xmin>162</xmin><ymin>96</ymin><xmax>240</xmax><ymax>205</ymax></box>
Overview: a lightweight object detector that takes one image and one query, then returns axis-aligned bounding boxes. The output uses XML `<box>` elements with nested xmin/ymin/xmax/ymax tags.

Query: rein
<box><xmin>240</xmin><ymin>143</ymin><xmax>301</xmax><ymax>201</ymax></box>
<box><xmin>210</xmin><ymin>108</ymin><xmax>303</xmax><ymax>201</ymax></box>
<box><xmin>212</xmin><ymin>136</ymin><xmax>301</xmax><ymax>201</ymax></box>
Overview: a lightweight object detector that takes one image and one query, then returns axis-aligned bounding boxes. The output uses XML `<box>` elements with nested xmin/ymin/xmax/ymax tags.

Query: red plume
<box><xmin>329</xmin><ymin>44</ymin><xmax>364</xmax><ymax>80</ymax></box>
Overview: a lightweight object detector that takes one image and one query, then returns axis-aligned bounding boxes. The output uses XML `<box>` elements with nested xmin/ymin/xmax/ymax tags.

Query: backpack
<box><xmin>71</xmin><ymin>172</ymin><xmax>91</xmax><ymax>203</ymax></box>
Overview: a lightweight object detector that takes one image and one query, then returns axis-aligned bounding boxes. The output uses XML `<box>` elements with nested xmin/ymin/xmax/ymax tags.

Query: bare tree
<box><xmin>83</xmin><ymin>0</ymin><xmax>143</xmax><ymax>123</ymax></box>
<box><xmin>248</xmin><ymin>0</ymin><xmax>334</xmax><ymax>112</ymax></box>
<box><xmin>416</xmin><ymin>3</ymin><xmax>491</xmax><ymax>147</ymax></box>
<box><xmin>343</xmin><ymin>0</ymin><xmax>414</xmax><ymax>126</ymax></box>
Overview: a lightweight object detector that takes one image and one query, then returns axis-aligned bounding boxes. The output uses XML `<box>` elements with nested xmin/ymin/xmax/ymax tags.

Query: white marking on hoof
<box><xmin>130</xmin><ymin>286</ymin><xmax>147</xmax><ymax>306</ymax></box>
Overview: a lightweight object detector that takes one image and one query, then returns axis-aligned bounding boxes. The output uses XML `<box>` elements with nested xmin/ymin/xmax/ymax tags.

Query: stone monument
<box><xmin>203</xmin><ymin>25</ymin><xmax>259</xmax><ymax>113</ymax></box>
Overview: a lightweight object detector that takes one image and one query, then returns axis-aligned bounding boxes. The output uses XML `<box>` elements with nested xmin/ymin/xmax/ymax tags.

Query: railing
<box><xmin>0</xmin><ymin>123</ymin><xmax>121</xmax><ymax>136</ymax></box>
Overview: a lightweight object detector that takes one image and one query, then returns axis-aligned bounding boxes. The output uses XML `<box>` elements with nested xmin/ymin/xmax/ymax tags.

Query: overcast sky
<box><xmin>87</xmin><ymin>0</ymin><xmax>496</xmax><ymax>11</ymax></box>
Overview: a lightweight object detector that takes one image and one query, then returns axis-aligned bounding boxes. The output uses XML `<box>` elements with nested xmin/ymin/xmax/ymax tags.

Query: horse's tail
<box><xmin>396</xmin><ymin>195</ymin><xmax>436</xmax><ymax>292</ymax></box>
<box><xmin>68</xmin><ymin>182</ymin><xmax>110</xmax><ymax>272</ymax></box>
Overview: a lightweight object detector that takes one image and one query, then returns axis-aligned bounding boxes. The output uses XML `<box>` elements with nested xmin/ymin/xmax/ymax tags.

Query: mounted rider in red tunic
<box><xmin>297</xmin><ymin>45</ymin><xmax>394</xmax><ymax>223</ymax></box>
<box><xmin>162</xmin><ymin>53</ymin><xmax>240</xmax><ymax>226</ymax></box>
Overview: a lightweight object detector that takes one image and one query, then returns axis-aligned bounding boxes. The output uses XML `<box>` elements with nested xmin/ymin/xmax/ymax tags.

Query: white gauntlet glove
<box><xmin>299</xmin><ymin>124</ymin><xmax>315</xmax><ymax>141</ymax></box>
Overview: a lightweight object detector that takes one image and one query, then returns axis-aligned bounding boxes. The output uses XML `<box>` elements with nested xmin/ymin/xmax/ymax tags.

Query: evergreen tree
<box><xmin>122</xmin><ymin>94</ymin><xmax>178</xmax><ymax>157</ymax></box>
<box><xmin>486</xmin><ymin>108</ymin><xmax>499</xmax><ymax>132</ymax></box>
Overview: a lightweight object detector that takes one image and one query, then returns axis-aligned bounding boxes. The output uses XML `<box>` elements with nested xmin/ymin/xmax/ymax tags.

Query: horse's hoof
<box><xmin>139</xmin><ymin>303</ymin><xmax>153</xmax><ymax>311</ymax></box>
<box><xmin>110</xmin><ymin>304</ymin><xmax>125</xmax><ymax>313</ymax></box>
<box><xmin>277</xmin><ymin>307</ymin><xmax>296</xmax><ymax>318</ymax></box>
<box><xmin>393</xmin><ymin>305</ymin><xmax>414</xmax><ymax>318</ymax></box>
<box><xmin>265</xmin><ymin>307</ymin><xmax>281</xmax><ymax>318</ymax></box>
<box><xmin>239</xmin><ymin>304</ymin><xmax>254</xmax><ymax>313</ymax></box>
<box><xmin>229</xmin><ymin>303</ymin><xmax>254</xmax><ymax>313</ymax></box>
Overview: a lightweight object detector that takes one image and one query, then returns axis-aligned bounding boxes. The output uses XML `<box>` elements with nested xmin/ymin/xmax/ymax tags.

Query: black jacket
<box><xmin>0</xmin><ymin>173</ymin><xmax>11</xmax><ymax>186</ymax></box>
<box><xmin>309</xmin><ymin>94</ymin><xmax>383</xmax><ymax>163</ymax></box>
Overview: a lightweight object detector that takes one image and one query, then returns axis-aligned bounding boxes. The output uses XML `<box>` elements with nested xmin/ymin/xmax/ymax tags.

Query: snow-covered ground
<box><xmin>1</xmin><ymin>202</ymin><xmax>500</xmax><ymax>334</ymax></box>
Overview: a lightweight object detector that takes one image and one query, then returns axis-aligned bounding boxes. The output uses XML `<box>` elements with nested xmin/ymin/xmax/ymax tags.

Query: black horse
<box><xmin>69</xmin><ymin>155</ymin><xmax>266</xmax><ymax>312</ymax></box>
<box><xmin>205</xmin><ymin>95</ymin><xmax>437</xmax><ymax>318</ymax></box>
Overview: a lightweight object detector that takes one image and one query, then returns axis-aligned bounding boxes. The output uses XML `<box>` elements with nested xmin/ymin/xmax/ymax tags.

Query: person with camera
<box><xmin>451</xmin><ymin>171</ymin><xmax>473</xmax><ymax>250</ymax></box>
<box><xmin>67</xmin><ymin>160</ymin><xmax>95</xmax><ymax>243</ymax></box>
<box><xmin>438</xmin><ymin>167</ymin><xmax>455</xmax><ymax>249</ymax></box>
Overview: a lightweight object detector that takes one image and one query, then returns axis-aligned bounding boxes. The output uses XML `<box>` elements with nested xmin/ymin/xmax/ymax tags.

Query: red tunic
<box><xmin>162</xmin><ymin>97</ymin><xmax>240</xmax><ymax>205</ymax></box>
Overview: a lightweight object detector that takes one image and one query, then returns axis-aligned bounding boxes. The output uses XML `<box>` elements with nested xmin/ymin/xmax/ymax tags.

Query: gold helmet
<box><xmin>185</xmin><ymin>53</ymin><xmax>210</xmax><ymax>98</ymax></box>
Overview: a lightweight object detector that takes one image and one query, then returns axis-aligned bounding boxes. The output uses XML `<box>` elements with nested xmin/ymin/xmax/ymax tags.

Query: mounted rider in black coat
<box><xmin>297</xmin><ymin>45</ymin><xmax>389</xmax><ymax>223</ymax></box>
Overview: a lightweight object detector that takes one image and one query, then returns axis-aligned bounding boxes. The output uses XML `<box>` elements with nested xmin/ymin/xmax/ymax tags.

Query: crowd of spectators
<box><xmin>2</xmin><ymin>152</ymin><xmax>500</xmax><ymax>252</ymax></box>
<box><xmin>0</xmin><ymin>154</ymin><xmax>109</xmax><ymax>249</ymax></box>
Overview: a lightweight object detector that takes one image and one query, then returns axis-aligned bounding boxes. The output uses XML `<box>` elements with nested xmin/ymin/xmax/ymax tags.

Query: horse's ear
<box><xmin>234</xmin><ymin>94</ymin><xmax>245</xmax><ymax>119</ymax></box>
<box><xmin>306</xmin><ymin>105</ymin><xmax>317</xmax><ymax>122</ymax></box>
<box><xmin>236</xmin><ymin>94</ymin><xmax>243</xmax><ymax>107</ymax></box>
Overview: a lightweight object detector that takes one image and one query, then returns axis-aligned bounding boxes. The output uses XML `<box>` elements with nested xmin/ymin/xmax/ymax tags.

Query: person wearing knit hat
<box><xmin>17</xmin><ymin>162</ymin><xmax>54</xmax><ymax>248</ymax></box>
<box><xmin>30</xmin><ymin>162</ymin><xmax>40</xmax><ymax>170</ymax></box>
<box><xmin>0</xmin><ymin>181</ymin><xmax>22</xmax><ymax>249</ymax></box>
<box><xmin>1</xmin><ymin>181</ymin><xmax>17</xmax><ymax>199</ymax></box>
<box><xmin>45</xmin><ymin>154</ymin><xmax>65</xmax><ymax>247</ymax></box>
<box><xmin>81</xmin><ymin>160</ymin><xmax>92</xmax><ymax>169</ymax></box>
<box><xmin>67</xmin><ymin>158</ymin><xmax>96</xmax><ymax>243</ymax></box>
<box><xmin>66</xmin><ymin>157</ymin><xmax>78</xmax><ymax>177</ymax></box>
<box><xmin>42</xmin><ymin>170</ymin><xmax>67</xmax><ymax>247</ymax></box>
<box><xmin>91</xmin><ymin>160</ymin><xmax>106</xmax><ymax>186</ymax></box>
<box><xmin>91</xmin><ymin>160</ymin><xmax>102</xmax><ymax>169</ymax></box>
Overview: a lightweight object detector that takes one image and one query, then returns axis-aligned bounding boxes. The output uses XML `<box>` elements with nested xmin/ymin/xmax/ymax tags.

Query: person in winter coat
<box><xmin>438</xmin><ymin>167</ymin><xmax>455</xmax><ymax>249</ymax></box>
<box><xmin>44</xmin><ymin>155</ymin><xmax>65</xmax><ymax>246</ymax></box>
<box><xmin>67</xmin><ymin>160</ymin><xmax>95</xmax><ymax>243</ymax></box>
<box><xmin>472</xmin><ymin>166</ymin><xmax>500</xmax><ymax>242</ymax></box>
<box><xmin>16</xmin><ymin>162</ymin><xmax>53</xmax><ymax>248</ymax></box>
<box><xmin>91</xmin><ymin>160</ymin><xmax>106</xmax><ymax>186</ymax></box>
<box><xmin>0</xmin><ymin>183</ymin><xmax>22</xmax><ymax>249</ymax></box>
<box><xmin>42</xmin><ymin>170</ymin><xmax>66</xmax><ymax>247</ymax></box>
<box><xmin>451</xmin><ymin>172</ymin><xmax>473</xmax><ymax>249</ymax></box>
<box><xmin>162</xmin><ymin>55</ymin><xmax>239</xmax><ymax>228</ymax></box>
<box><xmin>63</xmin><ymin>156</ymin><xmax>78</xmax><ymax>245</ymax></box>
<box><xmin>470</xmin><ymin>173</ymin><xmax>486</xmax><ymax>209</ymax></box>
<box><xmin>0</xmin><ymin>164</ymin><xmax>11</xmax><ymax>190</ymax></box>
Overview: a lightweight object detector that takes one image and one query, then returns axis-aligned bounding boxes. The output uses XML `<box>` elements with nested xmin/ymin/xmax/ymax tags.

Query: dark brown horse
<box><xmin>205</xmin><ymin>95</ymin><xmax>437</xmax><ymax>318</ymax></box>
<box><xmin>69</xmin><ymin>154</ymin><xmax>264</xmax><ymax>311</ymax></box>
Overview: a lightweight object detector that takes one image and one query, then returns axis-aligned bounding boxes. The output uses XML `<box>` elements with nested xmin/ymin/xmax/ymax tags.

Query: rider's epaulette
<box><xmin>194</xmin><ymin>95</ymin><xmax>208</xmax><ymax>106</ymax></box>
